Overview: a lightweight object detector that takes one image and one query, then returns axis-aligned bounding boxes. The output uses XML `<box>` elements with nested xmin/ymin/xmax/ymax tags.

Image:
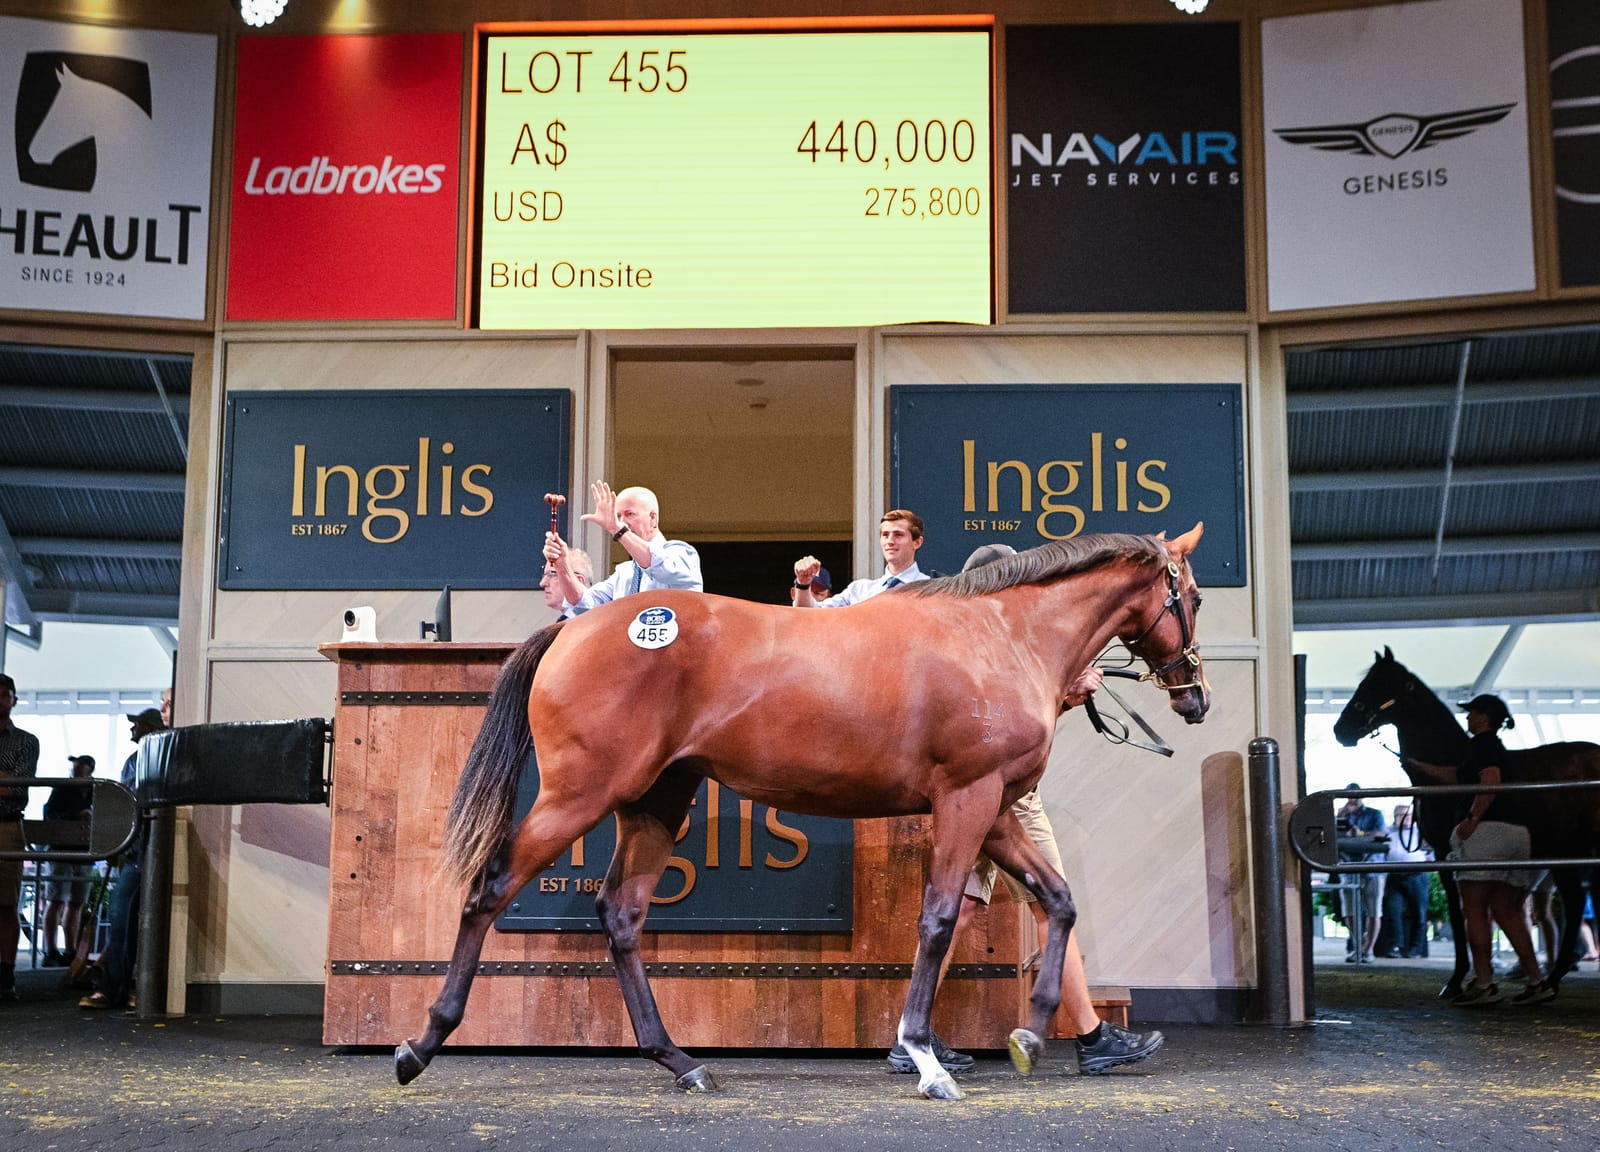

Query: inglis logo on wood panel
<box><xmin>219</xmin><ymin>390</ymin><xmax>570</xmax><ymax>591</ymax></box>
<box><xmin>890</xmin><ymin>384</ymin><xmax>1245</xmax><ymax>586</ymax></box>
<box><xmin>0</xmin><ymin>17</ymin><xmax>215</xmax><ymax>319</ymax></box>
<box><xmin>226</xmin><ymin>34</ymin><xmax>461</xmax><ymax>321</ymax></box>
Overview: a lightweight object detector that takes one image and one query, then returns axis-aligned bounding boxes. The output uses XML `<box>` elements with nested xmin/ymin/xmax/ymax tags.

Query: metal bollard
<box><xmin>1248</xmin><ymin>737</ymin><xmax>1291</xmax><ymax>1026</ymax></box>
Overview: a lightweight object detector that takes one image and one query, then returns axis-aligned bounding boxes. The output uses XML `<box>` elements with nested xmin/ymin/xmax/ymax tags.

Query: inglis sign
<box><xmin>218</xmin><ymin>390</ymin><xmax>569</xmax><ymax>591</ymax></box>
<box><xmin>890</xmin><ymin>384</ymin><xmax>1245</xmax><ymax>586</ymax></box>
<box><xmin>0</xmin><ymin>17</ymin><xmax>216</xmax><ymax>320</ymax></box>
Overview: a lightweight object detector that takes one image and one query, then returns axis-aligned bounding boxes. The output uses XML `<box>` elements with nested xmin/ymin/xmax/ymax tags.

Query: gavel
<box><xmin>544</xmin><ymin>492</ymin><xmax>566</xmax><ymax>537</ymax></box>
<box><xmin>542</xmin><ymin>493</ymin><xmax>566</xmax><ymax>575</ymax></box>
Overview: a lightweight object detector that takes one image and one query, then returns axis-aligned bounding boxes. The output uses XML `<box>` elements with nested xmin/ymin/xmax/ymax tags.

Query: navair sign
<box><xmin>227</xmin><ymin>34</ymin><xmax>461</xmax><ymax>321</ymax></box>
<box><xmin>0</xmin><ymin>17</ymin><xmax>216</xmax><ymax>320</ymax></box>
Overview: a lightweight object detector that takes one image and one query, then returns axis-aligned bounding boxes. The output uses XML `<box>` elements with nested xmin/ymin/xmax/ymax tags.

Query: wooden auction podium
<box><xmin>321</xmin><ymin>641</ymin><xmax>1055</xmax><ymax>1050</ymax></box>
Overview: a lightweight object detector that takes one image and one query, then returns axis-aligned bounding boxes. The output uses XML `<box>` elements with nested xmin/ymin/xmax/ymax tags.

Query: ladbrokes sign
<box><xmin>0</xmin><ymin>17</ymin><xmax>215</xmax><ymax>320</ymax></box>
<box><xmin>227</xmin><ymin>34</ymin><xmax>461</xmax><ymax>321</ymax></box>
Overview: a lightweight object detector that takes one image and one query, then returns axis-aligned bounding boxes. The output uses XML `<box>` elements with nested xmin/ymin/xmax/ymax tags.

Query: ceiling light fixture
<box><xmin>1169</xmin><ymin>0</ymin><xmax>1209</xmax><ymax>13</ymax></box>
<box><xmin>235</xmin><ymin>0</ymin><xmax>289</xmax><ymax>27</ymax></box>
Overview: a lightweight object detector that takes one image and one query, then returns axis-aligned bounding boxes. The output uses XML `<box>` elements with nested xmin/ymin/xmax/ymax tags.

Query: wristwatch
<box><xmin>612</xmin><ymin>525</ymin><xmax>630</xmax><ymax>541</ymax></box>
<box><xmin>792</xmin><ymin>580</ymin><xmax>811</xmax><ymax>590</ymax></box>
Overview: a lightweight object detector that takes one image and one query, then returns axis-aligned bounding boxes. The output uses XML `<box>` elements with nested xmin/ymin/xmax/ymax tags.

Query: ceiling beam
<box><xmin>0</xmin><ymin>467</ymin><xmax>186</xmax><ymax>493</ymax></box>
<box><xmin>14</xmin><ymin>536</ymin><xmax>182</xmax><ymax>561</ymax></box>
<box><xmin>1290</xmin><ymin>460</ymin><xmax>1600</xmax><ymax>492</ymax></box>
<box><xmin>1294</xmin><ymin>587</ymin><xmax>1600</xmax><ymax>629</ymax></box>
<box><xmin>27</xmin><ymin>588</ymin><xmax>178</xmax><ymax>626</ymax></box>
<box><xmin>0</xmin><ymin>385</ymin><xmax>190</xmax><ymax>413</ymax></box>
<box><xmin>1287</xmin><ymin>375</ymin><xmax>1600</xmax><ymax>412</ymax></box>
<box><xmin>1293</xmin><ymin>531</ymin><xmax>1600</xmax><ymax>561</ymax></box>
<box><xmin>0</xmin><ymin>513</ymin><xmax>39</xmax><ymax>627</ymax></box>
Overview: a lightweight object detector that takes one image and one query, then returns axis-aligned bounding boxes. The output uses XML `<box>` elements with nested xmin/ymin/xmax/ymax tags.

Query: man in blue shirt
<box><xmin>792</xmin><ymin>508</ymin><xmax>926</xmax><ymax>605</ymax></box>
<box><xmin>542</xmin><ymin>482</ymin><xmax>702</xmax><ymax>615</ymax></box>
<box><xmin>1338</xmin><ymin>784</ymin><xmax>1387</xmax><ymax>963</ymax></box>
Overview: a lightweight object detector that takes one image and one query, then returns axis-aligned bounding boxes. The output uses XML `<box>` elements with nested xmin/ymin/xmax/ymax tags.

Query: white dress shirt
<box><xmin>820</xmin><ymin>562</ymin><xmax>928</xmax><ymax>607</ymax></box>
<box><xmin>564</xmin><ymin>536</ymin><xmax>703</xmax><ymax>616</ymax></box>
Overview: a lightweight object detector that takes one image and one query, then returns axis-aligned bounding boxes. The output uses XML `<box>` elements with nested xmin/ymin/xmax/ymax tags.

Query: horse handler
<box><xmin>903</xmin><ymin>543</ymin><xmax>1163</xmax><ymax>1076</ymax></box>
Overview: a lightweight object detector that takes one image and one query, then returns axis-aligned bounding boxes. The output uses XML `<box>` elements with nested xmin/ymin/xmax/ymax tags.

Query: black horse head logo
<box><xmin>14</xmin><ymin>51</ymin><xmax>152</xmax><ymax>193</ymax></box>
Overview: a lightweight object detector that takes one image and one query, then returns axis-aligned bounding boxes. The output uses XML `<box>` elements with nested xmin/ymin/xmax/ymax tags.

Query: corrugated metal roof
<box><xmin>1287</xmin><ymin>325</ymin><xmax>1600</xmax><ymax>628</ymax></box>
<box><xmin>0</xmin><ymin>344</ymin><xmax>188</xmax><ymax>627</ymax></box>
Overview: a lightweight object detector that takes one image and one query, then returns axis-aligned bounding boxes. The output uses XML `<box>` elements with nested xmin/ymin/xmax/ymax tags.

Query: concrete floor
<box><xmin>2</xmin><ymin>951</ymin><xmax>1598</xmax><ymax>1151</ymax></box>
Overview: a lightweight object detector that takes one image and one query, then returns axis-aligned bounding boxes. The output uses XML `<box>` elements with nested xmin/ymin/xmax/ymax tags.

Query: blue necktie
<box><xmin>629</xmin><ymin>563</ymin><xmax>644</xmax><ymax>596</ymax></box>
<box><xmin>883</xmin><ymin>575</ymin><xmax>902</xmax><ymax>590</ymax></box>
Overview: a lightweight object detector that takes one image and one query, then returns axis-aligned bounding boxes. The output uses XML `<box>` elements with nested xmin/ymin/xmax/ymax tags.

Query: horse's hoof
<box><xmin>395</xmin><ymin>1039</ymin><xmax>428</xmax><ymax>1086</ymax></box>
<box><xmin>1439</xmin><ymin>980</ymin><xmax>1465</xmax><ymax>1001</ymax></box>
<box><xmin>1008</xmin><ymin>1027</ymin><xmax>1044</xmax><ymax>1075</ymax></box>
<box><xmin>919</xmin><ymin>1070</ymin><xmax>964</xmax><ymax>1101</ymax></box>
<box><xmin>675</xmin><ymin>1065</ymin><xmax>718</xmax><ymax>1093</ymax></box>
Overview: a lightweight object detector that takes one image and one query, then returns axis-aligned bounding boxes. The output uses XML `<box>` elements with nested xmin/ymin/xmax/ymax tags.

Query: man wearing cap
<box><xmin>82</xmin><ymin>696</ymin><xmax>167</xmax><ymax>1009</ymax></box>
<box><xmin>792</xmin><ymin>509</ymin><xmax>925</xmax><ymax>606</ymax></box>
<box><xmin>41</xmin><ymin>754</ymin><xmax>96</xmax><ymax>967</ymax></box>
<box><xmin>1442</xmin><ymin>694</ymin><xmax>1552</xmax><ymax>1007</ymax></box>
<box><xmin>1337</xmin><ymin>785</ymin><xmax>1387</xmax><ymax>963</ymax></box>
<box><xmin>0</xmin><ymin>672</ymin><xmax>40</xmax><ymax>1002</ymax></box>
<box><xmin>789</xmin><ymin>565</ymin><xmax>831</xmax><ymax>604</ymax></box>
<box><xmin>542</xmin><ymin>482</ymin><xmax>702</xmax><ymax>615</ymax></box>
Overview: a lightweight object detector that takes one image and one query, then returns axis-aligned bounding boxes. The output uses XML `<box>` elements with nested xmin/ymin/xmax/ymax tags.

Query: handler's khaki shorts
<box><xmin>965</xmin><ymin>789</ymin><xmax>1066</xmax><ymax>904</ymax></box>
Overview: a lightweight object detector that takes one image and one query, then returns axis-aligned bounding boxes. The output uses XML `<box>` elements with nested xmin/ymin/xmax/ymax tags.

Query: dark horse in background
<box><xmin>1334</xmin><ymin>648</ymin><xmax>1600</xmax><ymax>996</ymax></box>
<box><xmin>395</xmin><ymin>528</ymin><xmax>1209</xmax><ymax>1101</ymax></box>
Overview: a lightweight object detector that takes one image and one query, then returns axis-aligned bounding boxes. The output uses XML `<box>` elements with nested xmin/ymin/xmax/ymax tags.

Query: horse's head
<box><xmin>1333</xmin><ymin>645</ymin><xmax>1413</xmax><ymax>746</ymax></box>
<box><xmin>1124</xmin><ymin>523</ymin><xmax>1209</xmax><ymax>724</ymax></box>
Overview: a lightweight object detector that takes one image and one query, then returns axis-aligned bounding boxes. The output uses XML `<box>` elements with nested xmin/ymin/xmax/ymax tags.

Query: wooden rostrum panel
<box><xmin>321</xmin><ymin>642</ymin><xmax>1030</xmax><ymax>1050</ymax></box>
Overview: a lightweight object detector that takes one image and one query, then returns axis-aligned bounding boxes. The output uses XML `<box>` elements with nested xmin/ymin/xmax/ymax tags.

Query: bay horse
<box><xmin>396</xmin><ymin>527</ymin><xmax>1209</xmax><ymax>1101</ymax></box>
<box><xmin>1333</xmin><ymin>648</ymin><xmax>1600</xmax><ymax>996</ymax></box>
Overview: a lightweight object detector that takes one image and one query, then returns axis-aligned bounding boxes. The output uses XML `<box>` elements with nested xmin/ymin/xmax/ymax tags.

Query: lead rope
<box><xmin>1079</xmin><ymin>669</ymin><xmax>1175</xmax><ymax>758</ymax></box>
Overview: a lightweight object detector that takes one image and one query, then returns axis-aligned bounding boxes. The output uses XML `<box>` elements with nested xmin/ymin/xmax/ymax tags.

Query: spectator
<box><xmin>81</xmin><ymin>693</ymin><xmax>169</xmax><ymax>1010</ymax></box>
<box><xmin>41</xmin><ymin>755</ymin><xmax>96</xmax><ymax>967</ymax></box>
<box><xmin>0</xmin><ymin>672</ymin><xmax>40</xmax><ymax>1002</ymax></box>
<box><xmin>1338</xmin><ymin>785</ymin><xmax>1386</xmax><ymax>963</ymax></box>
<box><xmin>542</xmin><ymin>482</ymin><xmax>702</xmax><ymax>614</ymax></box>
<box><xmin>1377</xmin><ymin>804</ymin><xmax>1429</xmax><ymax>959</ymax></box>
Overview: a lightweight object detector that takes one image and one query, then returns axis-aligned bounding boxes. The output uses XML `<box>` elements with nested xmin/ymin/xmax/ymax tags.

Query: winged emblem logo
<box><xmin>1273</xmin><ymin>103</ymin><xmax>1515</xmax><ymax>159</ymax></box>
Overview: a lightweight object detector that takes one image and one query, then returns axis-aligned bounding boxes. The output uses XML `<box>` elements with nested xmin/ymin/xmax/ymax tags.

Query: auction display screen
<box><xmin>475</xmin><ymin>24</ymin><xmax>993</xmax><ymax>329</ymax></box>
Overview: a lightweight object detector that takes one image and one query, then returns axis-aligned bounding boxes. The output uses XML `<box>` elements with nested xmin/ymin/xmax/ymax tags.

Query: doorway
<box><xmin>610</xmin><ymin>349</ymin><xmax>854</xmax><ymax>603</ymax></box>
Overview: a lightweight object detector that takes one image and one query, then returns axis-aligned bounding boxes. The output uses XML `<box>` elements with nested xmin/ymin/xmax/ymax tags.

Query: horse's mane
<box><xmin>911</xmin><ymin>533</ymin><xmax>1168</xmax><ymax>599</ymax></box>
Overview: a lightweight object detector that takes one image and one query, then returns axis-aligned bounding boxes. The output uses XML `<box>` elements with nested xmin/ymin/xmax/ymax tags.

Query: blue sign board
<box><xmin>890</xmin><ymin>384</ymin><xmax>1245</xmax><ymax>585</ymax></box>
<box><xmin>497</xmin><ymin>756</ymin><xmax>854</xmax><ymax>933</ymax></box>
<box><xmin>219</xmin><ymin>390</ymin><xmax>569</xmax><ymax>590</ymax></box>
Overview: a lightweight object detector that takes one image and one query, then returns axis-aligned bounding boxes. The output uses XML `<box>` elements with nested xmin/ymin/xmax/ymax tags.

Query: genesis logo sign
<box><xmin>1274</xmin><ymin>102</ymin><xmax>1514</xmax><ymax>159</ymax></box>
<box><xmin>14</xmin><ymin>51</ymin><xmax>153</xmax><ymax>192</ymax></box>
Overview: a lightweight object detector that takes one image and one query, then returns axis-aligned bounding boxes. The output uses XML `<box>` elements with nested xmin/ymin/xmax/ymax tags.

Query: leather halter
<box><xmin>1125</xmin><ymin>559</ymin><xmax>1203</xmax><ymax>693</ymax></box>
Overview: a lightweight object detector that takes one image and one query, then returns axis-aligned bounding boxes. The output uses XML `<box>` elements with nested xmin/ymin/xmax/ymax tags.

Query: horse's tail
<box><xmin>440</xmin><ymin>622</ymin><xmax>565</xmax><ymax>889</ymax></box>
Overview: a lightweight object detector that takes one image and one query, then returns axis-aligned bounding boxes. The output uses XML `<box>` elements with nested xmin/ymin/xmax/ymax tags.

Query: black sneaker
<box><xmin>1076</xmin><ymin>1023</ymin><xmax>1164</xmax><ymax>1074</ymax></box>
<box><xmin>1451</xmin><ymin>982</ymin><xmax>1502</xmax><ymax>1008</ymax></box>
<box><xmin>0</xmin><ymin>985</ymin><xmax>17</xmax><ymax>1003</ymax></box>
<box><xmin>886</xmin><ymin>1032</ymin><xmax>975</xmax><ymax>1074</ymax></box>
<box><xmin>1510</xmin><ymin>980</ymin><xmax>1556</xmax><ymax>1007</ymax></box>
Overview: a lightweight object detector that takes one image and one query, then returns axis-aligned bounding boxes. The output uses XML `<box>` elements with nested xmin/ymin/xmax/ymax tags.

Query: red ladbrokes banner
<box><xmin>227</xmin><ymin>34</ymin><xmax>461</xmax><ymax>321</ymax></box>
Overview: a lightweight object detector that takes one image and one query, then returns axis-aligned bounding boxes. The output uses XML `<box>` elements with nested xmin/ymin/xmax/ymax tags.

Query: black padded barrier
<box><xmin>136</xmin><ymin>719</ymin><xmax>330</xmax><ymax>807</ymax></box>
